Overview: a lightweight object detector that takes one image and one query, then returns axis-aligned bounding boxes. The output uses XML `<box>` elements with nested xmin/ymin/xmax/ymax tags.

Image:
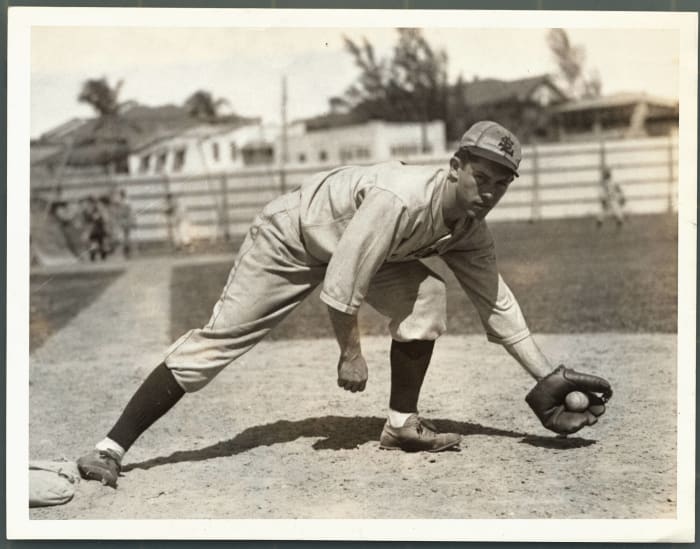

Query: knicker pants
<box><xmin>163</xmin><ymin>193</ymin><xmax>447</xmax><ymax>393</ymax></box>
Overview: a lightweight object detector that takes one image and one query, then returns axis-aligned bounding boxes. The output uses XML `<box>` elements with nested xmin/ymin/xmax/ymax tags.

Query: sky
<box><xmin>30</xmin><ymin>25</ymin><xmax>680</xmax><ymax>138</ymax></box>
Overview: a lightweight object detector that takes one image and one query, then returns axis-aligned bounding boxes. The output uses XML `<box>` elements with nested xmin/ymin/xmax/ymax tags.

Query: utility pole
<box><xmin>280</xmin><ymin>75</ymin><xmax>288</xmax><ymax>194</ymax></box>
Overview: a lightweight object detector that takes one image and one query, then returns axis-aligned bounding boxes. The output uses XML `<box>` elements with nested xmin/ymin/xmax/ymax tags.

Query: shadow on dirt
<box><xmin>123</xmin><ymin>415</ymin><xmax>596</xmax><ymax>472</ymax></box>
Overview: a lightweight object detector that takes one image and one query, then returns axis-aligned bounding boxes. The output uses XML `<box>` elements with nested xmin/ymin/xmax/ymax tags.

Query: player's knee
<box><xmin>391</xmin><ymin>319</ymin><xmax>446</xmax><ymax>342</ymax></box>
<box><xmin>391</xmin><ymin>278</ymin><xmax>447</xmax><ymax>341</ymax></box>
<box><xmin>166</xmin><ymin>364</ymin><xmax>224</xmax><ymax>393</ymax></box>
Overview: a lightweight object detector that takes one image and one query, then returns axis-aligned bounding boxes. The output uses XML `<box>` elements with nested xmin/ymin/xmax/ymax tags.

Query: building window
<box><xmin>212</xmin><ymin>142</ymin><xmax>220</xmax><ymax>162</ymax></box>
<box><xmin>155</xmin><ymin>152</ymin><xmax>168</xmax><ymax>173</ymax></box>
<box><xmin>139</xmin><ymin>154</ymin><xmax>151</xmax><ymax>173</ymax></box>
<box><xmin>319</xmin><ymin>150</ymin><xmax>328</xmax><ymax>162</ymax></box>
<box><xmin>298</xmin><ymin>153</ymin><xmax>306</xmax><ymax>163</ymax></box>
<box><xmin>390</xmin><ymin>144</ymin><xmax>423</xmax><ymax>157</ymax></box>
<box><xmin>173</xmin><ymin>148</ymin><xmax>186</xmax><ymax>172</ymax></box>
<box><xmin>230</xmin><ymin>142</ymin><xmax>237</xmax><ymax>161</ymax></box>
<box><xmin>242</xmin><ymin>146</ymin><xmax>274</xmax><ymax>166</ymax></box>
<box><xmin>340</xmin><ymin>146</ymin><xmax>372</xmax><ymax>162</ymax></box>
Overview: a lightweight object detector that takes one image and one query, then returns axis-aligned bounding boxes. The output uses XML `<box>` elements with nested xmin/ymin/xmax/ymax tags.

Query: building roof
<box><xmin>300</xmin><ymin>111</ymin><xmax>374</xmax><ymax>132</ymax></box>
<box><xmin>30</xmin><ymin>143</ymin><xmax>64</xmax><ymax>166</ymax></box>
<box><xmin>38</xmin><ymin>118</ymin><xmax>88</xmax><ymax>142</ymax></box>
<box><xmin>33</xmin><ymin>103</ymin><xmax>259</xmax><ymax>166</ymax></box>
<box><xmin>130</xmin><ymin>120</ymin><xmax>264</xmax><ymax>154</ymax></box>
<box><xmin>552</xmin><ymin>92</ymin><xmax>679</xmax><ymax>113</ymax></box>
<box><xmin>458</xmin><ymin>74</ymin><xmax>566</xmax><ymax>107</ymax></box>
<box><xmin>36</xmin><ymin>103</ymin><xmax>258</xmax><ymax>148</ymax></box>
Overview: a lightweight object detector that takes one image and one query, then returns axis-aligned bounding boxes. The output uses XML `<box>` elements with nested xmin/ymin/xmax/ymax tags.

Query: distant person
<box><xmin>165</xmin><ymin>193</ymin><xmax>195</xmax><ymax>252</ymax></box>
<box><xmin>111</xmin><ymin>189</ymin><xmax>137</xmax><ymax>259</ymax></box>
<box><xmin>49</xmin><ymin>200</ymin><xmax>82</xmax><ymax>257</ymax></box>
<box><xmin>83</xmin><ymin>196</ymin><xmax>109</xmax><ymax>261</ymax></box>
<box><xmin>596</xmin><ymin>167</ymin><xmax>625</xmax><ymax>229</ymax></box>
<box><xmin>77</xmin><ymin>121</ymin><xmax>613</xmax><ymax>488</ymax></box>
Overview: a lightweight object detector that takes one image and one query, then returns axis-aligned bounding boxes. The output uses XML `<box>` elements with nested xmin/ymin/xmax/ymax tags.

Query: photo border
<box><xmin>5</xmin><ymin>1</ymin><xmax>698</xmax><ymax>544</ymax></box>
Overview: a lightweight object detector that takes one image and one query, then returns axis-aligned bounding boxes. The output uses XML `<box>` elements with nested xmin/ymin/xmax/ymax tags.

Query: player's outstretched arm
<box><xmin>503</xmin><ymin>335</ymin><xmax>553</xmax><ymax>380</ymax></box>
<box><xmin>327</xmin><ymin>307</ymin><xmax>368</xmax><ymax>393</ymax></box>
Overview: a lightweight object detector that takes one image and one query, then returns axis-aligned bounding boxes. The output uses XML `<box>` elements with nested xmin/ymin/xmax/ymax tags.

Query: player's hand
<box><xmin>337</xmin><ymin>353</ymin><xmax>368</xmax><ymax>393</ymax></box>
<box><xmin>525</xmin><ymin>365</ymin><xmax>613</xmax><ymax>435</ymax></box>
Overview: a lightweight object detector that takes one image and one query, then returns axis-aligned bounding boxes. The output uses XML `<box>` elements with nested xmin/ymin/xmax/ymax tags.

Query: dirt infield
<box><xmin>29</xmin><ymin>330</ymin><xmax>676</xmax><ymax>520</ymax></box>
<box><xmin>27</xmin><ymin>216</ymin><xmax>678</xmax><ymax>520</ymax></box>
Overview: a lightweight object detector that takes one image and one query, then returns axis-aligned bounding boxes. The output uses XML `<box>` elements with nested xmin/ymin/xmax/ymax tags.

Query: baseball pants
<box><xmin>163</xmin><ymin>192</ymin><xmax>447</xmax><ymax>392</ymax></box>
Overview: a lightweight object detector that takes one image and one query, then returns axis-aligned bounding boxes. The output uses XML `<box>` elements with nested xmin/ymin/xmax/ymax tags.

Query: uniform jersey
<box><xmin>298</xmin><ymin>161</ymin><xmax>528</xmax><ymax>345</ymax></box>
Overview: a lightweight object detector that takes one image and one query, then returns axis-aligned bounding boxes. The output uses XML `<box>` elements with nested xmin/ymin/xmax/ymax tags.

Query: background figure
<box><xmin>83</xmin><ymin>196</ymin><xmax>110</xmax><ymax>261</ymax></box>
<box><xmin>596</xmin><ymin>167</ymin><xmax>625</xmax><ymax>228</ymax></box>
<box><xmin>111</xmin><ymin>189</ymin><xmax>137</xmax><ymax>259</ymax></box>
<box><xmin>165</xmin><ymin>193</ymin><xmax>195</xmax><ymax>252</ymax></box>
<box><xmin>49</xmin><ymin>200</ymin><xmax>83</xmax><ymax>257</ymax></box>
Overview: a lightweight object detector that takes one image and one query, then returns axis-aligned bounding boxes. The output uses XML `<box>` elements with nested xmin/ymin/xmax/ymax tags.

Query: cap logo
<box><xmin>497</xmin><ymin>135</ymin><xmax>515</xmax><ymax>157</ymax></box>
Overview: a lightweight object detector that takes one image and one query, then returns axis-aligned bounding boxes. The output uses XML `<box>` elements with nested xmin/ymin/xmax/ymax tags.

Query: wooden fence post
<box><xmin>530</xmin><ymin>143</ymin><xmax>540</xmax><ymax>222</ymax></box>
<box><xmin>667</xmin><ymin>134</ymin><xmax>675</xmax><ymax>213</ymax></box>
<box><xmin>163</xmin><ymin>176</ymin><xmax>173</xmax><ymax>246</ymax></box>
<box><xmin>279</xmin><ymin>167</ymin><xmax>287</xmax><ymax>195</ymax></box>
<box><xmin>599</xmin><ymin>139</ymin><xmax>607</xmax><ymax>211</ymax></box>
<box><xmin>220</xmin><ymin>173</ymin><xmax>230</xmax><ymax>241</ymax></box>
<box><xmin>599</xmin><ymin>139</ymin><xmax>607</xmax><ymax>174</ymax></box>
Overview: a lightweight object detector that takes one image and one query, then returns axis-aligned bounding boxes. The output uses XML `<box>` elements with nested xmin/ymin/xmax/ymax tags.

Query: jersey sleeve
<box><xmin>441</xmin><ymin>240</ymin><xmax>530</xmax><ymax>345</ymax></box>
<box><xmin>320</xmin><ymin>189</ymin><xmax>408</xmax><ymax>315</ymax></box>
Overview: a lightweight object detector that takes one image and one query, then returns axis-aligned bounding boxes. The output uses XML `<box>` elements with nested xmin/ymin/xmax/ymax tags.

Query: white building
<box><xmin>128</xmin><ymin>121</ymin><xmax>279</xmax><ymax>176</ymax></box>
<box><xmin>282</xmin><ymin>119</ymin><xmax>446</xmax><ymax>166</ymax></box>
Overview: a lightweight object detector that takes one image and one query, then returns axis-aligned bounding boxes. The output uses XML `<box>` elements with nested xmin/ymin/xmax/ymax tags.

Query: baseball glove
<box><xmin>526</xmin><ymin>365</ymin><xmax>613</xmax><ymax>435</ymax></box>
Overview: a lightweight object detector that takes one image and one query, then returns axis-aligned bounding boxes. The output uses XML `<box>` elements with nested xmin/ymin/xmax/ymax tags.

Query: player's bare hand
<box><xmin>337</xmin><ymin>353</ymin><xmax>368</xmax><ymax>393</ymax></box>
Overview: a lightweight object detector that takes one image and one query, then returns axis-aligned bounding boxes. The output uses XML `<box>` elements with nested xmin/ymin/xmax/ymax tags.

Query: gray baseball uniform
<box><xmin>163</xmin><ymin>161</ymin><xmax>530</xmax><ymax>392</ymax></box>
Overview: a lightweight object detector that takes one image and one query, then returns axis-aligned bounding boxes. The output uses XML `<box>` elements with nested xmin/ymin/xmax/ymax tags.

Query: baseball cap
<box><xmin>459</xmin><ymin>121</ymin><xmax>522</xmax><ymax>177</ymax></box>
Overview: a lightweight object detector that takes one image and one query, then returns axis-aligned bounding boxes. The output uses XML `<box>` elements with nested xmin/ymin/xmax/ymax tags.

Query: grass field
<box><xmin>30</xmin><ymin>270</ymin><xmax>124</xmax><ymax>352</ymax></box>
<box><xmin>170</xmin><ymin>213</ymin><xmax>678</xmax><ymax>341</ymax></box>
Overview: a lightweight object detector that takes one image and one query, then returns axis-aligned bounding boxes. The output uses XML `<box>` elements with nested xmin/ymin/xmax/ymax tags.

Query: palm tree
<box><xmin>72</xmin><ymin>77</ymin><xmax>140</xmax><ymax>173</ymax></box>
<box><xmin>78</xmin><ymin>77</ymin><xmax>123</xmax><ymax>117</ymax></box>
<box><xmin>184</xmin><ymin>90</ymin><xmax>230</xmax><ymax>123</ymax></box>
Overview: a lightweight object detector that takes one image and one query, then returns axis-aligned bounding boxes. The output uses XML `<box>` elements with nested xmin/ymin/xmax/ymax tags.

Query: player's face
<box><xmin>451</xmin><ymin>154</ymin><xmax>514</xmax><ymax>219</ymax></box>
<box><xmin>470</xmin><ymin>155</ymin><xmax>514</xmax><ymax>210</ymax></box>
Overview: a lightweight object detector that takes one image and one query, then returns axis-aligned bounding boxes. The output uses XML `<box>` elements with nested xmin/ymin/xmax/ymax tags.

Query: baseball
<box><xmin>564</xmin><ymin>391</ymin><xmax>590</xmax><ymax>412</ymax></box>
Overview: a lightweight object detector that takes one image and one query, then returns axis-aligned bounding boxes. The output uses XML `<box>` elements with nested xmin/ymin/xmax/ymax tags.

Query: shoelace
<box><xmin>98</xmin><ymin>449</ymin><xmax>121</xmax><ymax>467</ymax></box>
<box><xmin>416</xmin><ymin>417</ymin><xmax>438</xmax><ymax>435</ymax></box>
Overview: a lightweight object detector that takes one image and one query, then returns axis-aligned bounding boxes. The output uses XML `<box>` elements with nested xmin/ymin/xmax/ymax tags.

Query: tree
<box><xmin>547</xmin><ymin>29</ymin><xmax>602</xmax><ymax>99</ymax></box>
<box><xmin>184</xmin><ymin>90</ymin><xmax>230</xmax><ymax>123</ymax></box>
<box><xmin>72</xmin><ymin>77</ymin><xmax>138</xmax><ymax>173</ymax></box>
<box><xmin>78</xmin><ymin>77</ymin><xmax>124</xmax><ymax>118</ymax></box>
<box><xmin>339</xmin><ymin>29</ymin><xmax>449</xmax><ymax>151</ymax></box>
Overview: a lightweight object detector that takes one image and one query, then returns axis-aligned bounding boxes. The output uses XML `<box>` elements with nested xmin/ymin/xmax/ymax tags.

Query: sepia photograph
<box><xmin>6</xmin><ymin>6</ymin><xmax>697</xmax><ymax>542</ymax></box>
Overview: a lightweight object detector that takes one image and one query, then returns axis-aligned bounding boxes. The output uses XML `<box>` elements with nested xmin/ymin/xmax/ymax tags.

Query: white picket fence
<box><xmin>31</xmin><ymin>134</ymin><xmax>678</xmax><ymax>243</ymax></box>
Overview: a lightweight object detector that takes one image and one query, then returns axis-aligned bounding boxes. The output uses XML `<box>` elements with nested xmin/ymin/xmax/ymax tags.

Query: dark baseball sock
<box><xmin>107</xmin><ymin>362</ymin><xmax>185</xmax><ymax>452</ymax></box>
<box><xmin>389</xmin><ymin>339</ymin><xmax>435</xmax><ymax>413</ymax></box>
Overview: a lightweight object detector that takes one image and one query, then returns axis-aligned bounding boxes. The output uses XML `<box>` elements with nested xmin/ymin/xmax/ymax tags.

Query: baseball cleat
<box><xmin>77</xmin><ymin>449</ymin><xmax>122</xmax><ymax>488</ymax></box>
<box><xmin>379</xmin><ymin>414</ymin><xmax>462</xmax><ymax>452</ymax></box>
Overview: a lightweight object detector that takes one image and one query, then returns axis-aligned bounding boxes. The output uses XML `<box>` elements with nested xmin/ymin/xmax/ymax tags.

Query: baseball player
<box><xmin>78</xmin><ymin>121</ymin><xmax>613</xmax><ymax>487</ymax></box>
<box><xmin>596</xmin><ymin>167</ymin><xmax>626</xmax><ymax>228</ymax></box>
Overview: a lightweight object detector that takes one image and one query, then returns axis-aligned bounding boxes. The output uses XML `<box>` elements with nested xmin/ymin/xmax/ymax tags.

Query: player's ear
<box><xmin>448</xmin><ymin>155</ymin><xmax>463</xmax><ymax>179</ymax></box>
